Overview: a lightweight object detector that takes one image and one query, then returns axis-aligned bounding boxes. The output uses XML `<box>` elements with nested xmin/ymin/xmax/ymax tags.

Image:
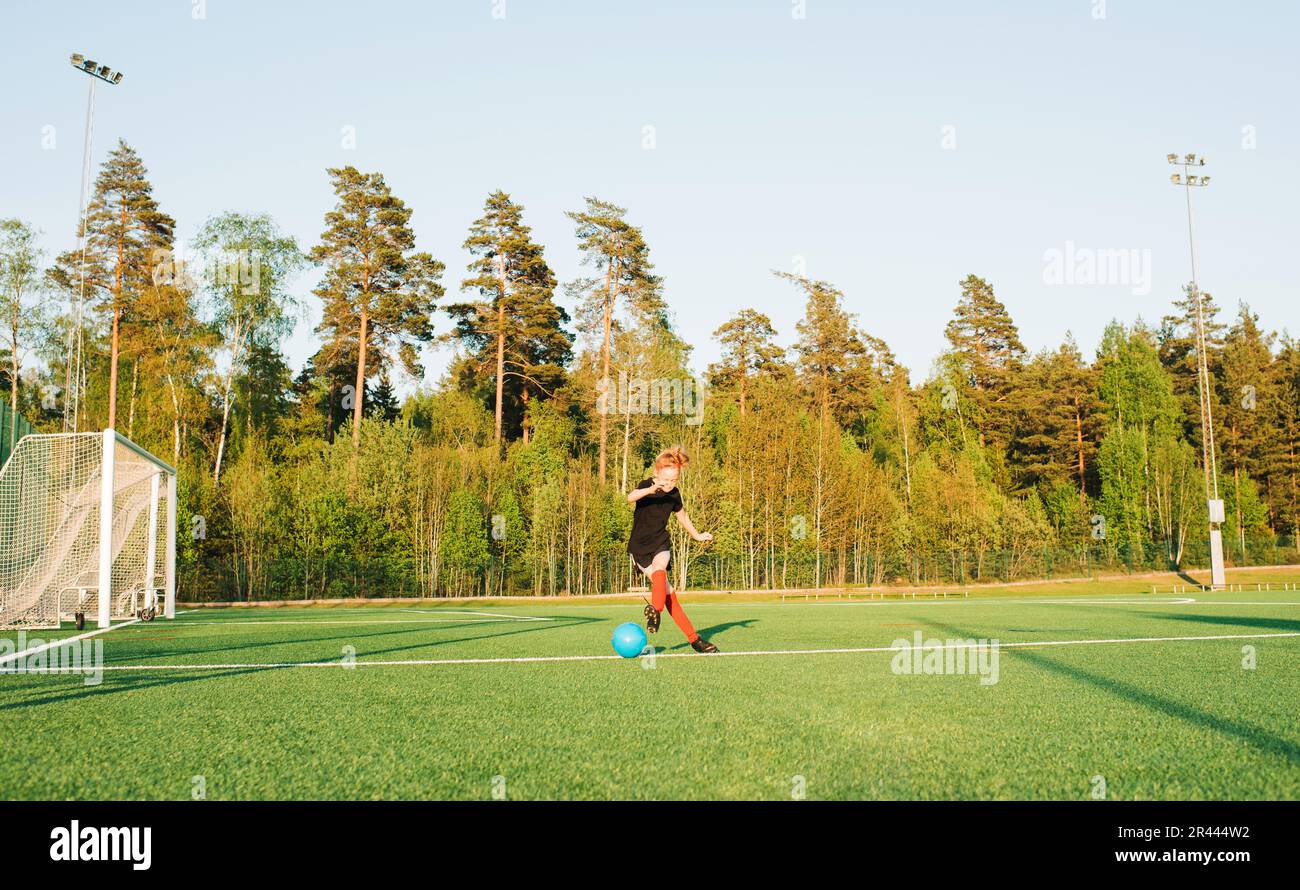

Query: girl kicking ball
<box><xmin>626</xmin><ymin>446</ymin><xmax>719</xmax><ymax>653</ymax></box>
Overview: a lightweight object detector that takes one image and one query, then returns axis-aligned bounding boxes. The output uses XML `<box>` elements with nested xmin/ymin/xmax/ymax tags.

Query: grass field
<box><xmin>3</xmin><ymin>568</ymin><xmax>1299</xmax><ymax>800</ymax></box>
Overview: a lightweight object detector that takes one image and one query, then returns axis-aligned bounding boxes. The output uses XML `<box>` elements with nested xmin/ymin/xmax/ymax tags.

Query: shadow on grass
<box><xmin>926</xmin><ymin>617</ymin><xmax>1300</xmax><ymax>767</ymax></box>
<box><xmin>0</xmin><ymin>614</ymin><xmax>606</xmax><ymax>709</ymax></box>
<box><xmin>0</xmin><ymin>666</ymin><xmax>276</xmax><ymax>712</ymax></box>
<box><xmin>1140</xmin><ymin>612</ymin><xmax>1300</xmax><ymax>634</ymax></box>
<box><xmin>108</xmin><ymin>614</ymin><xmax>601</xmax><ymax>662</ymax></box>
<box><xmin>343</xmin><ymin>614</ymin><xmax>602</xmax><ymax>661</ymax></box>
<box><xmin>663</xmin><ymin>618</ymin><xmax>758</xmax><ymax>651</ymax></box>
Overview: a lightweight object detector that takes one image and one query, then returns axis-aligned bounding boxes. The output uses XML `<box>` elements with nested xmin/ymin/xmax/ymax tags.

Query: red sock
<box><xmin>650</xmin><ymin>570</ymin><xmax>668</xmax><ymax>612</ymax></box>
<box><xmin>664</xmin><ymin>588</ymin><xmax>699</xmax><ymax>642</ymax></box>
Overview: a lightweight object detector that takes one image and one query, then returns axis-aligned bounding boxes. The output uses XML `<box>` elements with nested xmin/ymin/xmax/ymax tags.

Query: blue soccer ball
<box><xmin>611</xmin><ymin>621</ymin><xmax>648</xmax><ymax>658</ymax></box>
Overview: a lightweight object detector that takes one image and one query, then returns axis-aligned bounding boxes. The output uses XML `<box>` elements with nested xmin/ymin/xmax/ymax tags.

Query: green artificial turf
<box><xmin>2</xmin><ymin>574</ymin><xmax>1299</xmax><ymax>800</ymax></box>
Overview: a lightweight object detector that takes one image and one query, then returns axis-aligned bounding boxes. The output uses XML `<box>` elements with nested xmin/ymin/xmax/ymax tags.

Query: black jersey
<box><xmin>627</xmin><ymin>479</ymin><xmax>682</xmax><ymax>561</ymax></box>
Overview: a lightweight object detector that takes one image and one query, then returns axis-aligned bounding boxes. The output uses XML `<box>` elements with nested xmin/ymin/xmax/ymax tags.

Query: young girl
<box><xmin>626</xmin><ymin>446</ymin><xmax>719</xmax><ymax>653</ymax></box>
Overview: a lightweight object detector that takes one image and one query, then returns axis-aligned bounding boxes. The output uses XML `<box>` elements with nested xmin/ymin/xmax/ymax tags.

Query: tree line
<box><xmin>2</xmin><ymin>139</ymin><xmax>1298</xmax><ymax>599</ymax></box>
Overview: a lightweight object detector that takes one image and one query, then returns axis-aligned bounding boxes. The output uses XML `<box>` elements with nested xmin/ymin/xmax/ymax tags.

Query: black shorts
<box><xmin>629</xmin><ymin>548</ymin><xmax>671</xmax><ymax>573</ymax></box>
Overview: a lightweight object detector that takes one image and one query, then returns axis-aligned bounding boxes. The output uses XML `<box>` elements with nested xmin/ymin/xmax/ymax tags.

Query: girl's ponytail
<box><xmin>653</xmin><ymin>446</ymin><xmax>689</xmax><ymax>471</ymax></box>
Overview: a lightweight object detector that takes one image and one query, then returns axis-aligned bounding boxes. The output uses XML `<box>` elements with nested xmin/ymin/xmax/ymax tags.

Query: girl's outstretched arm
<box><xmin>675</xmin><ymin>509</ymin><xmax>713</xmax><ymax>542</ymax></box>
<box><xmin>628</xmin><ymin>483</ymin><xmax>665</xmax><ymax>504</ymax></box>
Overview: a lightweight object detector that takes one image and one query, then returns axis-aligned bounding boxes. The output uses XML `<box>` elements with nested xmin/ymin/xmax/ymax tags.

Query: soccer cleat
<box><xmin>690</xmin><ymin>637</ymin><xmax>719</xmax><ymax>654</ymax></box>
<box><xmin>644</xmin><ymin>603</ymin><xmax>661</xmax><ymax>634</ymax></box>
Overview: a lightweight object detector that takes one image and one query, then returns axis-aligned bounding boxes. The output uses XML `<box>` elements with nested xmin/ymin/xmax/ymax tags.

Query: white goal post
<box><xmin>0</xmin><ymin>429</ymin><xmax>177</xmax><ymax>630</ymax></box>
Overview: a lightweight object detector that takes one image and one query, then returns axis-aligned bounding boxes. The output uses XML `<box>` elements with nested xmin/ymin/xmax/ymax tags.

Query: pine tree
<box><xmin>368</xmin><ymin>369</ymin><xmax>400</xmax><ymax>423</ymax></box>
<box><xmin>1261</xmin><ymin>336</ymin><xmax>1300</xmax><ymax>547</ymax></box>
<box><xmin>447</xmin><ymin>191</ymin><xmax>571</xmax><ymax>445</ymax></box>
<box><xmin>942</xmin><ymin>274</ymin><xmax>1025</xmax><ymax>454</ymax></box>
<box><xmin>311</xmin><ymin>166</ymin><xmax>445</xmax><ymax>449</ymax></box>
<box><xmin>1218</xmin><ymin>304</ymin><xmax>1275</xmax><ymax>553</ymax></box>
<box><xmin>1008</xmin><ymin>336</ymin><xmax>1098</xmax><ymax>500</ymax></box>
<box><xmin>779</xmin><ymin>273</ymin><xmax>878</xmax><ymax>420</ymax></box>
<box><xmin>708</xmin><ymin>309</ymin><xmax>785</xmax><ymax>417</ymax></box>
<box><xmin>51</xmin><ymin>140</ymin><xmax>175</xmax><ymax>429</ymax></box>
<box><xmin>565</xmin><ymin>197</ymin><xmax>657</xmax><ymax>483</ymax></box>
<box><xmin>129</xmin><ymin>261</ymin><xmax>212</xmax><ymax>463</ymax></box>
<box><xmin>237</xmin><ymin>341</ymin><xmax>296</xmax><ymax>437</ymax></box>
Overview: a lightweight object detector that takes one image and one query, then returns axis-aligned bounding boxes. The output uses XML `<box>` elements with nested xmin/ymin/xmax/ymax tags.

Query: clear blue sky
<box><xmin>3</xmin><ymin>0</ymin><xmax>1297</xmax><ymax>386</ymax></box>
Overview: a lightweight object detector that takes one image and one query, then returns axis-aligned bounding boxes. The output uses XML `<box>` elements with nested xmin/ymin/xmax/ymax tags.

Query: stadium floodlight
<box><xmin>69</xmin><ymin>52</ymin><xmax>123</xmax><ymax>85</ymax></box>
<box><xmin>1171</xmin><ymin>173</ymin><xmax>1181</xmax><ymax>184</ymax></box>
<box><xmin>1167</xmin><ymin>151</ymin><xmax>1225</xmax><ymax>589</ymax></box>
<box><xmin>0</xmin><ymin>430</ymin><xmax>176</xmax><ymax>630</ymax></box>
<box><xmin>64</xmin><ymin>53</ymin><xmax>124</xmax><ymax>437</ymax></box>
<box><xmin>1166</xmin><ymin>153</ymin><xmax>1178</xmax><ymax>163</ymax></box>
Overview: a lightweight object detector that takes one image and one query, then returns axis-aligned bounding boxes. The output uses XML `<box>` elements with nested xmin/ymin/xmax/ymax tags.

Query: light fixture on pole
<box><xmin>1167</xmin><ymin>151</ymin><xmax>1225</xmax><ymax>589</ymax></box>
<box><xmin>65</xmin><ymin>53</ymin><xmax>124</xmax><ymax>435</ymax></box>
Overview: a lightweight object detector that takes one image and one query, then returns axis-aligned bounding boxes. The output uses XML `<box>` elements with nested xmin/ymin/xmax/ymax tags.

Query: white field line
<box><xmin>0</xmin><ymin>618</ymin><xmax>140</xmax><ymax>668</ymax></box>
<box><xmin>789</xmin><ymin>596</ymin><xmax>1198</xmax><ymax>607</ymax></box>
<box><xmin>397</xmin><ymin>609</ymin><xmax>553</xmax><ymax>621</ymax></box>
<box><xmin>16</xmin><ymin>630</ymin><xmax>1300</xmax><ymax>673</ymax></box>
<box><xmin>167</xmin><ymin>617</ymin><xmax>522</xmax><ymax>627</ymax></box>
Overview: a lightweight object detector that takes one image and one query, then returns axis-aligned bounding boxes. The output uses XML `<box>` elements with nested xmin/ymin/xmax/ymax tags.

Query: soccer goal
<box><xmin>0</xmin><ymin>429</ymin><xmax>176</xmax><ymax>630</ymax></box>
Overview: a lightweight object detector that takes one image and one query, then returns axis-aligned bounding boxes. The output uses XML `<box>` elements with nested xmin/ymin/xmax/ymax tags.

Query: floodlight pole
<box><xmin>1168</xmin><ymin>153</ymin><xmax>1225</xmax><ymax>589</ymax></box>
<box><xmin>65</xmin><ymin>54</ymin><xmax>124</xmax><ymax>435</ymax></box>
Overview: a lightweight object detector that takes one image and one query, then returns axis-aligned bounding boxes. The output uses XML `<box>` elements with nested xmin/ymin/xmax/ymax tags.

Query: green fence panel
<box><xmin>0</xmin><ymin>401</ymin><xmax>35</xmax><ymax>468</ymax></box>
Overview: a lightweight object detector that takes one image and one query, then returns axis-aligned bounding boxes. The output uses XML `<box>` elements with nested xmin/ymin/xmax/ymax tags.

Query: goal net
<box><xmin>0</xmin><ymin>430</ymin><xmax>177</xmax><ymax>630</ymax></box>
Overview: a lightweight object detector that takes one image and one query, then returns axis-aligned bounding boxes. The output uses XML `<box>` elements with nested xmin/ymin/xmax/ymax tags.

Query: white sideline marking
<box><xmin>0</xmin><ymin>618</ymin><xmax>140</xmax><ymax>668</ymax></box>
<box><xmin>166</xmin><ymin>610</ymin><xmax>555</xmax><ymax>627</ymax></box>
<box><xmin>169</xmin><ymin>617</ymin><xmax>521</xmax><ymax>627</ymax></box>
<box><xmin>798</xmin><ymin>596</ymin><xmax>1198</xmax><ymax>606</ymax></box>
<box><xmin>16</xmin><ymin>630</ymin><xmax>1300</xmax><ymax>672</ymax></box>
<box><xmin>397</xmin><ymin>609</ymin><xmax>553</xmax><ymax>622</ymax></box>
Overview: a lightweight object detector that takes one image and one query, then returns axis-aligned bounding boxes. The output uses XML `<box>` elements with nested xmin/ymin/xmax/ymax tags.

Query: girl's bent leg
<box><xmin>642</xmin><ymin>552</ymin><xmax>671</xmax><ymax>612</ymax></box>
<box><xmin>639</xmin><ymin>554</ymin><xmax>700</xmax><ymax>643</ymax></box>
<box><xmin>663</xmin><ymin>588</ymin><xmax>699</xmax><ymax>642</ymax></box>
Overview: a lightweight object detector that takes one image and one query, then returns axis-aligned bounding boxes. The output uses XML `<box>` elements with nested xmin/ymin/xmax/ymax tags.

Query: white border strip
<box><xmin>0</xmin><ymin>618</ymin><xmax>139</xmax><ymax>668</ymax></box>
<box><xmin>397</xmin><ymin>609</ymin><xmax>553</xmax><ymax>621</ymax></box>
<box><xmin>168</xmin><ymin>617</ymin><xmax>526</xmax><ymax>627</ymax></box>
<box><xmin>16</xmin><ymin>629</ymin><xmax>1299</xmax><ymax>672</ymax></box>
<box><xmin>796</xmin><ymin>596</ymin><xmax>1198</xmax><ymax>607</ymax></box>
